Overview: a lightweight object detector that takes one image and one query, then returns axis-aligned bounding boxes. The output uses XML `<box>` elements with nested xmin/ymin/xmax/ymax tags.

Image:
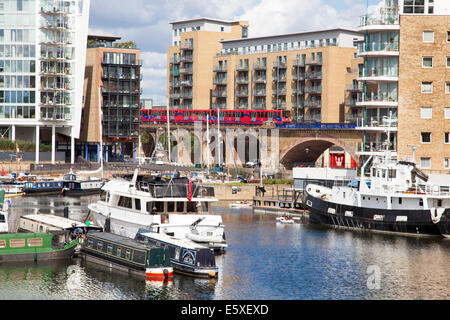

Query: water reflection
<box><xmin>0</xmin><ymin>197</ymin><xmax>449</xmax><ymax>300</ymax></box>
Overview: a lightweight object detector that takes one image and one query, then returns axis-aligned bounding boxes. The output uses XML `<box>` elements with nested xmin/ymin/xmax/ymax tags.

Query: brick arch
<box><xmin>280</xmin><ymin>135</ymin><xmax>359</xmax><ymax>169</ymax></box>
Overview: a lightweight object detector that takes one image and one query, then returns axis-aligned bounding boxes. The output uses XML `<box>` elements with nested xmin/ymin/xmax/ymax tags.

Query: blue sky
<box><xmin>88</xmin><ymin>0</ymin><xmax>383</xmax><ymax>105</ymax></box>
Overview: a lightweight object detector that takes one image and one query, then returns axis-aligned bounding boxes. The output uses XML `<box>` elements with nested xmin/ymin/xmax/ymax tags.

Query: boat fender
<box><xmin>163</xmin><ymin>269</ymin><xmax>169</xmax><ymax>278</ymax></box>
<box><xmin>208</xmin><ymin>270</ymin><xmax>216</xmax><ymax>278</ymax></box>
<box><xmin>431</xmin><ymin>207</ymin><xmax>445</xmax><ymax>224</ymax></box>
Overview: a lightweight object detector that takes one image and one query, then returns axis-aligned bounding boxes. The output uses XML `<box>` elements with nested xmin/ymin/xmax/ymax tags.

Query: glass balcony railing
<box><xmin>356</xmin><ymin>116</ymin><xmax>398</xmax><ymax>128</ymax></box>
<box><xmin>359</xmin><ymin>41</ymin><xmax>399</xmax><ymax>53</ymax></box>
<box><xmin>359</xmin><ymin>9</ymin><xmax>399</xmax><ymax>28</ymax></box>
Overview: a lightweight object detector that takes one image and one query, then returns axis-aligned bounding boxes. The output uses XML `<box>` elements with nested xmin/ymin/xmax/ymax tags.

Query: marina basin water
<box><xmin>0</xmin><ymin>195</ymin><xmax>449</xmax><ymax>300</ymax></box>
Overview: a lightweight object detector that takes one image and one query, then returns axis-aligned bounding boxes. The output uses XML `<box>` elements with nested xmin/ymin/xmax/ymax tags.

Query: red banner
<box><xmin>330</xmin><ymin>154</ymin><xmax>345</xmax><ymax>168</ymax></box>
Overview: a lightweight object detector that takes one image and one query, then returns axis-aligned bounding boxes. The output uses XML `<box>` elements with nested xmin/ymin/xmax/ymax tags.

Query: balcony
<box><xmin>305</xmin><ymin>58</ymin><xmax>322</xmax><ymax>66</ymax></box>
<box><xmin>293</xmin><ymin>60</ymin><xmax>305</xmax><ymax>67</ymax></box>
<box><xmin>292</xmin><ymin>73</ymin><xmax>305</xmax><ymax>81</ymax></box>
<box><xmin>236</xmin><ymin>78</ymin><xmax>249</xmax><ymax>84</ymax></box>
<box><xmin>179</xmin><ymin>80</ymin><xmax>193</xmax><ymax>87</ymax></box>
<box><xmin>345</xmin><ymin>99</ymin><xmax>357</xmax><ymax>107</ymax></box>
<box><xmin>305</xmin><ymin>72</ymin><xmax>322</xmax><ymax>80</ymax></box>
<box><xmin>358</xmin><ymin>41</ymin><xmax>399</xmax><ymax>56</ymax></box>
<box><xmin>359</xmin><ymin>10</ymin><xmax>399</xmax><ymax>30</ymax></box>
<box><xmin>180</xmin><ymin>68</ymin><xmax>193</xmax><ymax>75</ymax></box>
<box><xmin>292</xmin><ymin>87</ymin><xmax>304</xmax><ymax>95</ymax></box>
<box><xmin>356</xmin><ymin>141</ymin><xmax>397</xmax><ymax>155</ymax></box>
<box><xmin>253</xmin><ymin>90</ymin><xmax>266</xmax><ymax>97</ymax></box>
<box><xmin>272</xmin><ymin>102</ymin><xmax>286</xmax><ymax>110</ymax></box>
<box><xmin>303</xmin><ymin>114</ymin><xmax>322</xmax><ymax>122</ymax></box>
<box><xmin>235</xmin><ymin>90</ymin><xmax>249</xmax><ymax>97</ymax></box>
<box><xmin>253</xmin><ymin>77</ymin><xmax>266</xmax><ymax>83</ymax></box>
<box><xmin>304</xmin><ymin>86</ymin><xmax>322</xmax><ymax>94</ymax></box>
<box><xmin>212</xmin><ymin>103</ymin><xmax>227</xmax><ymax>109</ymax></box>
<box><xmin>212</xmin><ymin>90</ymin><xmax>227</xmax><ymax>98</ymax></box>
<box><xmin>273</xmin><ymin>74</ymin><xmax>287</xmax><ymax>82</ymax></box>
<box><xmin>170</xmin><ymin>57</ymin><xmax>180</xmax><ymax>64</ymax></box>
<box><xmin>273</xmin><ymin>62</ymin><xmax>287</xmax><ymax>69</ymax></box>
<box><xmin>170</xmin><ymin>70</ymin><xmax>180</xmax><ymax>76</ymax></box>
<box><xmin>253</xmin><ymin>63</ymin><xmax>267</xmax><ymax>70</ymax></box>
<box><xmin>345</xmin><ymin>114</ymin><xmax>360</xmax><ymax>123</ymax></box>
<box><xmin>180</xmin><ymin>92</ymin><xmax>193</xmax><ymax>99</ymax></box>
<box><xmin>213</xmin><ymin>65</ymin><xmax>227</xmax><ymax>73</ymax></box>
<box><xmin>273</xmin><ymin>88</ymin><xmax>287</xmax><ymax>96</ymax></box>
<box><xmin>304</xmin><ymin>100</ymin><xmax>322</xmax><ymax>108</ymax></box>
<box><xmin>358</xmin><ymin>67</ymin><xmax>398</xmax><ymax>81</ymax></box>
<box><xmin>170</xmin><ymin>93</ymin><xmax>181</xmax><ymax>99</ymax></box>
<box><xmin>236</xmin><ymin>104</ymin><xmax>249</xmax><ymax>110</ymax></box>
<box><xmin>180</xmin><ymin>43</ymin><xmax>194</xmax><ymax>50</ymax></box>
<box><xmin>346</xmin><ymin>84</ymin><xmax>363</xmax><ymax>92</ymax></box>
<box><xmin>355</xmin><ymin>116</ymin><xmax>398</xmax><ymax>131</ymax></box>
<box><xmin>236</xmin><ymin>65</ymin><xmax>249</xmax><ymax>72</ymax></box>
<box><xmin>213</xmin><ymin>77</ymin><xmax>227</xmax><ymax>85</ymax></box>
<box><xmin>356</xmin><ymin>93</ymin><xmax>398</xmax><ymax>107</ymax></box>
<box><xmin>253</xmin><ymin>103</ymin><xmax>266</xmax><ymax>110</ymax></box>
<box><xmin>180</xmin><ymin>55</ymin><xmax>193</xmax><ymax>63</ymax></box>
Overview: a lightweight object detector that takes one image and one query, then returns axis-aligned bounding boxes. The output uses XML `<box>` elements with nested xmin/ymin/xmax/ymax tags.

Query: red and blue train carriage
<box><xmin>140</xmin><ymin>109</ymin><xmax>291</xmax><ymax>126</ymax></box>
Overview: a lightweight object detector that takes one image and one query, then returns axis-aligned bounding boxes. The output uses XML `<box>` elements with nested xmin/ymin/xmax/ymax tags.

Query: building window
<box><xmin>445</xmin><ymin>108</ymin><xmax>450</xmax><ymax>119</ymax></box>
<box><xmin>421</xmin><ymin>82</ymin><xmax>433</xmax><ymax>93</ymax></box>
<box><xmin>221</xmin><ymin>27</ymin><xmax>224</xmax><ymax>32</ymax></box>
<box><xmin>422</xmin><ymin>57</ymin><xmax>433</xmax><ymax>68</ymax></box>
<box><xmin>447</xmin><ymin>31</ymin><xmax>450</xmax><ymax>43</ymax></box>
<box><xmin>423</xmin><ymin>31</ymin><xmax>434</xmax><ymax>43</ymax></box>
<box><xmin>447</xmin><ymin>57</ymin><xmax>450</xmax><ymax>68</ymax></box>
<box><xmin>445</xmin><ymin>158</ymin><xmax>450</xmax><ymax>169</ymax></box>
<box><xmin>446</xmin><ymin>82</ymin><xmax>450</xmax><ymax>94</ymax></box>
<box><xmin>421</xmin><ymin>107</ymin><xmax>432</xmax><ymax>119</ymax></box>
<box><xmin>421</xmin><ymin>132</ymin><xmax>432</xmax><ymax>144</ymax></box>
<box><xmin>420</xmin><ymin>157</ymin><xmax>431</xmax><ymax>169</ymax></box>
<box><xmin>445</xmin><ymin>133</ymin><xmax>450</xmax><ymax>144</ymax></box>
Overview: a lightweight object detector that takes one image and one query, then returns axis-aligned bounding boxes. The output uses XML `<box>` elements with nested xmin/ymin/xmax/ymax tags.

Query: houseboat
<box><xmin>62</xmin><ymin>171</ymin><xmax>105</xmax><ymax>196</ymax></box>
<box><xmin>0</xmin><ymin>231</ymin><xmax>78</xmax><ymax>262</ymax></box>
<box><xmin>81</xmin><ymin>232</ymin><xmax>173</xmax><ymax>280</ymax></box>
<box><xmin>23</xmin><ymin>175</ymin><xmax>64</xmax><ymax>196</ymax></box>
<box><xmin>19</xmin><ymin>214</ymin><xmax>102</xmax><ymax>237</ymax></box>
<box><xmin>88</xmin><ymin>170</ymin><xmax>227</xmax><ymax>250</ymax></box>
<box><xmin>135</xmin><ymin>229</ymin><xmax>218</xmax><ymax>278</ymax></box>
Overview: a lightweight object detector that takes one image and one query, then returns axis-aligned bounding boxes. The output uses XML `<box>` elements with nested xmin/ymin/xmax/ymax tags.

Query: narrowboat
<box><xmin>23</xmin><ymin>176</ymin><xmax>64</xmax><ymax>196</ymax></box>
<box><xmin>19</xmin><ymin>214</ymin><xmax>102</xmax><ymax>237</ymax></box>
<box><xmin>62</xmin><ymin>171</ymin><xmax>105</xmax><ymax>196</ymax></box>
<box><xmin>81</xmin><ymin>232</ymin><xmax>173</xmax><ymax>281</ymax></box>
<box><xmin>0</xmin><ymin>231</ymin><xmax>78</xmax><ymax>262</ymax></box>
<box><xmin>0</xmin><ymin>190</ymin><xmax>10</xmax><ymax>233</ymax></box>
<box><xmin>135</xmin><ymin>229</ymin><xmax>218</xmax><ymax>279</ymax></box>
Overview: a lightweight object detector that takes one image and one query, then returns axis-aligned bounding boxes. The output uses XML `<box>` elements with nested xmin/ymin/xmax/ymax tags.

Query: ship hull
<box><xmin>304</xmin><ymin>191</ymin><xmax>450</xmax><ymax>237</ymax></box>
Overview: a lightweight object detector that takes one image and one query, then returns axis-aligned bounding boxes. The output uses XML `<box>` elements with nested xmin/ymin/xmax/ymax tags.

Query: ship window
<box><xmin>107</xmin><ymin>245</ymin><xmax>113</xmax><ymax>254</ymax></box>
<box><xmin>0</xmin><ymin>240</ymin><xmax>5</xmax><ymax>248</ymax></box>
<box><xmin>10</xmin><ymin>239</ymin><xmax>25</xmax><ymax>248</ymax></box>
<box><xmin>87</xmin><ymin>239</ymin><xmax>93</xmax><ymax>247</ymax></box>
<box><xmin>399</xmin><ymin>197</ymin><xmax>402</xmax><ymax>204</ymax></box>
<box><xmin>176</xmin><ymin>202</ymin><xmax>184</xmax><ymax>212</ymax></box>
<box><xmin>116</xmin><ymin>247</ymin><xmax>121</xmax><ymax>257</ymax></box>
<box><xmin>97</xmin><ymin>241</ymin><xmax>103</xmax><ymax>251</ymax></box>
<box><xmin>125</xmin><ymin>249</ymin><xmax>131</xmax><ymax>260</ymax></box>
<box><xmin>27</xmin><ymin>238</ymin><xmax>43</xmax><ymax>247</ymax></box>
<box><xmin>118</xmin><ymin>196</ymin><xmax>132</xmax><ymax>209</ymax></box>
<box><xmin>135</xmin><ymin>199</ymin><xmax>141</xmax><ymax>211</ymax></box>
<box><xmin>419</xmin><ymin>199</ymin><xmax>423</xmax><ymax>206</ymax></box>
<box><xmin>389</xmin><ymin>169</ymin><xmax>396</xmax><ymax>179</ymax></box>
<box><xmin>154</xmin><ymin>202</ymin><xmax>164</xmax><ymax>213</ymax></box>
<box><xmin>438</xmin><ymin>199</ymin><xmax>442</xmax><ymax>207</ymax></box>
<box><xmin>187</xmin><ymin>202</ymin><xmax>197</xmax><ymax>212</ymax></box>
<box><xmin>167</xmin><ymin>202</ymin><xmax>175</xmax><ymax>212</ymax></box>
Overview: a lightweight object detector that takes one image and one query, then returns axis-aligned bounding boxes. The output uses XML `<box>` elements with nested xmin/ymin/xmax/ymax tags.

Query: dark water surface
<box><xmin>0</xmin><ymin>195</ymin><xmax>449</xmax><ymax>300</ymax></box>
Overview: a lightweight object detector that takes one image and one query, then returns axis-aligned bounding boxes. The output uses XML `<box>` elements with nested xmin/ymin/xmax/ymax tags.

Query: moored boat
<box><xmin>0</xmin><ymin>231</ymin><xmax>78</xmax><ymax>262</ymax></box>
<box><xmin>88</xmin><ymin>170</ymin><xmax>227</xmax><ymax>250</ymax></box>
<box><xmin>19</xmin><ymin>214</ymin><xmax>102</xmax><ymax>236</ymax></box>
<box><xmin>135</xmin><ymin>229</ymin><xmax>218</xmax><ymax>279</ymax></box>
<box><xmin>303</xmin><ymin>122</ymin><xmax>450</xmax><ymax>237</ymax></box>
<box><xmin>62</xmin><ymin>171</ymin><xmax>105</xmax><ymax>196</ymax></box>
<box><xmin>276</xmin><ymin>216</ymin><xmax>295</xmax><ymax>224</ymax></box>
<box><xmin>23</xmin><ymin>175</ymin><xmax>64</xmax><ymax>196</ymax></box>
<box><xmin>81</xmin><ymin>232</ymin><xmax>173</xmax><ymax>281</ymax></box>
<box><xmin>0</xmin><ymin>190</ymin><xmax>9</xmax><ymax>233</ymax></box>
<box><xmin>229</xmin><ymin>201</ymin><xmax>252</xmax><ymax>208</ymax></box>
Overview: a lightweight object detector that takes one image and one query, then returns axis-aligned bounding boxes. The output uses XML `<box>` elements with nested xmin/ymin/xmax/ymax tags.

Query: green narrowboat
<box><xmin>0</xmin><ymin>231</ymin><xmax>78</xmax><ymax>262</ymax></box>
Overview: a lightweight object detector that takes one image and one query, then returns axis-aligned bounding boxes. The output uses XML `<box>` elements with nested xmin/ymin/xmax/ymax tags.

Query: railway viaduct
<box><xmin>140</xmin><ymin>122</ymin><xmax>364</xmax><ymax>174</ymax></box>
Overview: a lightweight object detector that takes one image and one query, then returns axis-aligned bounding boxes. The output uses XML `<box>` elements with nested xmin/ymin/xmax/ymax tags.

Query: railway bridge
<box><xmin>140</xmin><ymin>122</ymin><xmax>364</xmax><ymax>174</ymax></box>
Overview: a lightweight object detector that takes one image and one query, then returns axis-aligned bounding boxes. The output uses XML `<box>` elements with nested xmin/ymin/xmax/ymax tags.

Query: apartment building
<box><xmin>356</xmin><ymin>0</ymin><xmax>450</xmax><ymax>172</ymax></box>
<box><xmin>81</xmin><ymin>35</ymin><xmax>141</xmax><ymax>162</ymax></box>
<box><xmin>167</xmin><ymin>18</ymin><xmax>249</xmax><ymax>109</ymax></box>
<box><xmin>0</xmin><ymin>0</ymin><xmax>90</xmax><ymax>164</ymax></box>
<box><xmin>214</xmin><ymin>29</ymin><xmax>363</xmax><ymax>123</ymax></box>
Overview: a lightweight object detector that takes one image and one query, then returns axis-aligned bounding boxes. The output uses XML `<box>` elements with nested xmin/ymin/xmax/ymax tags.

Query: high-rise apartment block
<box><xmin>167</xmin><ymin>18</ymin><xmax>364</xmax><ymax>124</ymax></box>
<box><xmin>0</xmin><ymin>0</ymin><xmax>90</xmax><ymax>163</ymax></box>
<box><xmin>81</xmin><ymin>35</ymin><xmax>141</xmax><ymax>162</ymax></box>
<box><xmin>356</xmin><ymin>0</ymin><xmax>450</xmax><ymax>172</ymax></box>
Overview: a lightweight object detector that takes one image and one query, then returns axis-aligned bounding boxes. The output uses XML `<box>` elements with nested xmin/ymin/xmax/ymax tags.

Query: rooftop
<box><xmin>169</xmin><ymin>17</ymin><xmax>244</xmax><ymax>25</ymax></box>
<box><xmin>220</xmin><ymin>27</ymin><xmax>361</xmax><ymax>44</ymax></box>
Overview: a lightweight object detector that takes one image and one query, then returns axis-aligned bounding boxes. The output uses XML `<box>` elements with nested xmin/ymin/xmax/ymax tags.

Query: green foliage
<box><xmin>0</xmin><ymin>139</ymin><xmax>51</xmax><ymax>152</ymax></box>
<box><xmin>113</xmin><ymin>41</ymin><xmax>136</xmax><ymax>49</ymax></box>
<box><xmin>262</xmin><ymin>179</ymin><xmax>293</xmax><ymax>185</ymax></box>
